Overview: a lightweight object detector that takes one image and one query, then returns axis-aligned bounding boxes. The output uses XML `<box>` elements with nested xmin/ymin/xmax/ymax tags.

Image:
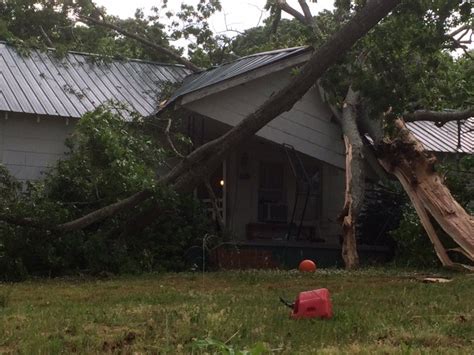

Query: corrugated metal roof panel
<box><xmin>166</xmin><ymin>46</ymin><xmax>312</xmax><ymax>105</ymax></box>
<box><xmin>0</xmin><ymin>42</ymin><xmax>190</xmax><ymax>118</ymax></box>
<box><xmin>406</xmin><ymin>118</ymin><xmax>474</xmax><ymax>154</ymax></box>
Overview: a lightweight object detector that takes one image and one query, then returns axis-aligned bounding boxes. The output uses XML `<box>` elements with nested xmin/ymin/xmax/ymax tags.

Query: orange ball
<box><xmin>299</xmin><ymin>259</ymin><xmax>316</xmax><ymax>272</ymax></box>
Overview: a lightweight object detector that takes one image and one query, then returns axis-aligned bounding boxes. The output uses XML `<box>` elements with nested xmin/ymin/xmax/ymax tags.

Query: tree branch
<box><xmin>39</xmin><ymin>25</ymin><xmax>54</xmax><ymax>48</ymax></box>
<box><xmin>165</xmin><ymin>118</ymin><xmax>185</xmax><ymax>158</ymax></box>
<box><xmin>298</xmin><ymin>0</ymin><xmax>314</xmax><ymax>25</ymax></box>
<box><xmin>405</xmin><ymin>108</ymin><xmax>474</xmax><ymax>124</ymax></box>
<box><xmin>449</xmin><ymin>24</ymin><xmax>471</xmax><ymax>38</ymax></box>
<box><xmin>77</xmin><ymin>15</ymin><xmax>201</xmax><ymax>73</ymax></box>
<box><xmin>276</xmin><ymin>0</ymin><xmax>308</xmax><ymax>26</ymax></box>
<box><xmin>56</xmin><ymin>189</ymin><xmax>153</xmax><ymax>232</ymax></box>
<box><xmin>0</xmin><ymin>213</ymin><xmax>54</xmax><ymax>230</ymax></box>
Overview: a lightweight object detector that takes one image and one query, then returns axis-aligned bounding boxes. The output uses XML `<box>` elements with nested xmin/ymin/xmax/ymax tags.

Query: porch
<box><xmin>189</xmin><ymin>114</ymin><xmax>346</xmax><ymax>246</ymax></box>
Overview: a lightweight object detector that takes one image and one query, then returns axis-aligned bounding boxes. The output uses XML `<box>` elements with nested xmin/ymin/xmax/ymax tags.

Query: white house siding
<box><xmin>0</xmin><ymin>113</ymin><xmax>76</xmax><ymax>182</ymax></box>
<box><xmin>183</xmin><ymin>68</ymin><xmax>345</xmax><ymax>169</ymax></box>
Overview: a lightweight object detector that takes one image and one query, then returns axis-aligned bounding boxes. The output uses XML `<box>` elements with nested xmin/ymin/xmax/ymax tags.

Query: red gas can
<box><xmin>290</xmin><ymin>288</ymin><xmax>333</xmax><ymax>319</ymax></box>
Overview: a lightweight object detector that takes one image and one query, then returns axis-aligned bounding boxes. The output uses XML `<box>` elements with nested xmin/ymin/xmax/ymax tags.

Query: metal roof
<box><xmin>165</xmin><ymin>46</ymin><xmax>312</xmax><ymax>106</ymax></box>
<box><xmin>0</xmin><ymin>42</ymin><xmax>190</xmax><ymax>119</ymax></box>
<box><xmin>406</xmin><ymin>118</ymin><xmax>473</xmax><ymax>154</ymax></box>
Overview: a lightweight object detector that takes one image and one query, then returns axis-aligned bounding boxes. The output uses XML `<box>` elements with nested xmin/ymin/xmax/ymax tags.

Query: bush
<box><xmin>0</xmin><ymin>107</ymin><xmax>213</xmax><ymax>281</ymax></box>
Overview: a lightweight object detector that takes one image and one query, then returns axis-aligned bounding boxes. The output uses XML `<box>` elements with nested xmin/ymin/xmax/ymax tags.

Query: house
<box><xmin>1</xmin><ymin>43</ymin><xmax>472</xmax><ymax>268</ymax></box>
<box><xmin>159</xmin><ymin>46</ymin><xmax>473</xmax><ymax>267</ymax></box>
<box><xmin>0</xmin><ymin>41</ymin><xmax>189</xmax><ymax>182</ymax></box>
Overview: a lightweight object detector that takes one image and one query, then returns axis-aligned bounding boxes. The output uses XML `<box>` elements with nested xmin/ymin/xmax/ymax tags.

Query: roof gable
<box><xmin>163</xmin><ymin>46</ymin><xmax>312</xmax><ymax>109</ymax></box>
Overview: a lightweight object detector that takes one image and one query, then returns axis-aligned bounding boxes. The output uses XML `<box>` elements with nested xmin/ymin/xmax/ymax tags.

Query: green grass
<box><xmin>0</xmin><ymin>269</ymin><xmax>473</xmax><ymax>354</ymax></box>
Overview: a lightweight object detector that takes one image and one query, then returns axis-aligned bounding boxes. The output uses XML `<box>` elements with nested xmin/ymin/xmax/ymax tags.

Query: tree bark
<box><xmin>56</xmin><ymin>189</ymin><xmax>153</xmax><ymax>232</ymax></box>
<box><xmin>405</xmin><ymin>108</ymin><xmax>474</xmax><ymax>125</ymax></box>
<box><xmin>277</xmin><ymin>0</ymin><xmax>308</xmax><ymax>25</ymax></box>
<box><xmin>338</xmin><ymin>88</ymin><xmax>364</xmax><ymax>270</ymax></box>
<box><xmin>298</xmin><ymin>0</ymin><xmax>314</xmax><ymax>24</ymax></box>
<box><xmin>377</xmin><ymin>118</ymin><xmax>474</xmax><ymax>269</ymax></box>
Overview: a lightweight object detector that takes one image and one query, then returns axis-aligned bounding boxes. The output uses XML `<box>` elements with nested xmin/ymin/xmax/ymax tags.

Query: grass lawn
<box><xmin>0</xmin><ymin>269</ymin><xmax>473</xmax><ymax>354</ymax></box>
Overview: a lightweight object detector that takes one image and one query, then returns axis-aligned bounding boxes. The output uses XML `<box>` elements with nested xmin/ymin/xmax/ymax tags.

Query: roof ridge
<box><xmin>0</xmin><ymin>40</ymin><xmax>187</xmax><ymax>68</ymax></box>
<box><xmin>237</xmin><ymin>46</ymin><xmax>311</xmax><ymax>60</ymax></box>
<box><xmin>190</xmin><ymin>46</ymin><xmax>312</xmax><ymax>76</ymax></box>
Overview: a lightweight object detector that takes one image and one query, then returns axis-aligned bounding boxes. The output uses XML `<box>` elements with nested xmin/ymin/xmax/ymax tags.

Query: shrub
<box><xmin>0</xmin><ymin>107</ymin><xmax>213</xmax><ymax>281</ymax></box>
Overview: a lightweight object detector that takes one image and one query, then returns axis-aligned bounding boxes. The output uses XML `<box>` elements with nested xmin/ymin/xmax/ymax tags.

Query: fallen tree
<box><xmin>52</xmin><ymin>0</ymin><xmax>402</xmax><ymax>233</ymax></box>
<box><xmin>2</xmin><ymin>0</ymin><xmax>473</xmax><ymax>271</ymax></box>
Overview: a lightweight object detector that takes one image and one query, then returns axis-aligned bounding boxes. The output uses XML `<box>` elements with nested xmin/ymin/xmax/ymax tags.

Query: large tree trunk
<box><xmin>49</xmin><ymin>0</ymin><xmax>401</xmax><ymax>232</ymax></box>
<box><xmin>377</xmin><ymin>118</ymin><xmax>474</xmax><ymax>270</ymax></box>
<box><xmin>338</xmin><ymin>88</ymin><xmax>365</xmax><ymax>270</ymax></box>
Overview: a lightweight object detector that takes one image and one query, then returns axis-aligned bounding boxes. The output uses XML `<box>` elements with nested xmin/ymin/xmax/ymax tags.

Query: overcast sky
<box><xmin>94</xmin><ymin>0</ymin><xmax>334</xmax><ymax>37</ymax></box>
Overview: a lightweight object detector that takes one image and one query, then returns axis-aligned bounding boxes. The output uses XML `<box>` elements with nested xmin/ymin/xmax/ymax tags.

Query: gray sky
<box><xmin>94</xmin><ymin>0</ymin><xmax>334</xmax><ymax>38</ymax></box>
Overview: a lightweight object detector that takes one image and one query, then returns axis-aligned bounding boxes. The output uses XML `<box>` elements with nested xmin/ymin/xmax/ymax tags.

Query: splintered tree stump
<box><xmin>378</xmin><ymin>118</ymin><xmax>474</xmax><ymax>271</ymax></box>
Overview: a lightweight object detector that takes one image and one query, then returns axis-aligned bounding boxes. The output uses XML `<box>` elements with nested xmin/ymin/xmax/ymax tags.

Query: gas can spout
<box><xmin>279</xmin><ymin>296</ymin><xmax>294</xmax><ymax>309</ymax></box>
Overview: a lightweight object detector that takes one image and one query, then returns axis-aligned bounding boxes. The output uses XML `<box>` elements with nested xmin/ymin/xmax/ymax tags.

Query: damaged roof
<box><xmin>0</xmin><ymin>42</ymin><xmax>190</xmax><ymax>118</ymax></box>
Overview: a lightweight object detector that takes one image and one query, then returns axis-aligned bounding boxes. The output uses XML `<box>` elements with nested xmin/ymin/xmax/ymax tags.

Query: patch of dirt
<box><xmin>102</xmin><ymin>331</ymin><xmax>137</xmax><ymax>353</ymax></box>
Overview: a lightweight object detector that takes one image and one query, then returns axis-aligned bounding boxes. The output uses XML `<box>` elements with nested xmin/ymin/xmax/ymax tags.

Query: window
<box><xmin>258</xmin><ymin>162</ymin><xmax>287</xmax><ymax>223</ymax></box>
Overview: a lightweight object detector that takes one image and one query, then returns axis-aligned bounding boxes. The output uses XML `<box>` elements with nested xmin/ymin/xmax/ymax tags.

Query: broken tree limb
<box><xmin>338</xmin><ymin>88</ymin><xmax>364</xmax><ymax>270</ymax></box>
<box><xmin>340</xmin><ymin>136</ymin><xmax>359</xmax><ymax>269</ymax></box>
<box><xmin>77</xmin><ymin>15</ymin><xmax>201</xmax><ymax>73</ymax></box>
<box><xmin>43</xmin><ymin>0</ymin><xmax>401</xmax><ymax>232</ymax></box>
<box><xmin>389</xmin><ymin>163</ymin><xmax>473</xmax><ymax>271</ymax></box>
<box><xmin>56</xmin><ymin>189</ymin><xmax>153</xmax><ymax>232</ymax></box>
<box><xmin>377</xmin><ymin>118</ymin><xmax>474</xmax><ymax>269</ymax></box>
<box><xmin>404</xmin><ymin>108</ymin><xmax>474</xmax><ymax>124</ymax></box>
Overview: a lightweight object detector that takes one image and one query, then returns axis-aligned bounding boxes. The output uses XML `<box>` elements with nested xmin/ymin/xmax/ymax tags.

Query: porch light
<box><xmin>220</xmin><ymin>179</ymin><xmax>224</xmax><ymax>187</ymax></box>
